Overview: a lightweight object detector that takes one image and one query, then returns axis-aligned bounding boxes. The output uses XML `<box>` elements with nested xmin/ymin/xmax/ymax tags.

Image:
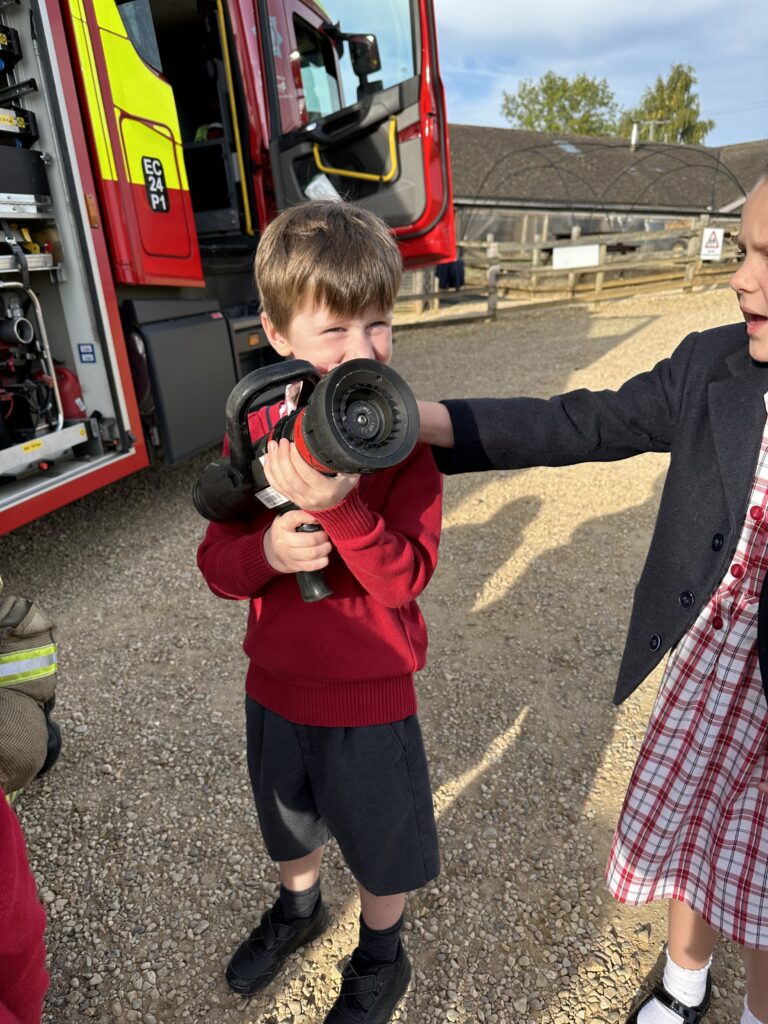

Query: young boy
<box><xmin>197</xmin><ymin>200</ymin><xmax>442</xmax><ymax>1024</ymax></box>
<box><xmin>417</xmin><ymin>171</ymin><xmax>768</xmax><ymax>1024</ymax></box>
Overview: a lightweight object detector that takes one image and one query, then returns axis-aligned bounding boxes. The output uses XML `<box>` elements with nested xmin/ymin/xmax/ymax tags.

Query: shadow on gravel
<box><xmin>392</xmin><ymin>302</ymin><xmax>684</xmax><ymax>1021</ymax></box>
<box><xmin>411</xmin><ymin>466</ymin><xmax>668</xmax><ymax>1022</ymax></box>
<box><xmin>624</xmin><ymin>944</ymin><xmax>666</xmax><ymax>1018</ymax></box>
<box><xmin>396</xmin><ymin>306</ymin><xmax>661</xmax><ymax>406</ymax></box>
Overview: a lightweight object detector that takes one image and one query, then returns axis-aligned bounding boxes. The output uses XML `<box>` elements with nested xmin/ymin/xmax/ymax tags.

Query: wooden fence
<box><xmin>392</xmin><ymin>217</ymin><xmax>740</xmax><ymax>324</ymax></box>
<box><xmin>464</xmin><ymin>217</ymin><xmax>740</xmax><ymax>312</ymax></box>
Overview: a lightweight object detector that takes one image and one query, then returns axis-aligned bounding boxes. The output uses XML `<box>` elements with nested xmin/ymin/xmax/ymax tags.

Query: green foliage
<box><xmin>500</xmin><ymin>71</ymin><xmax>620</xmax><ymax>136</ymax></box>
<box><xmin>618</xmin><ymin>64</ymin><xmax>715</xmax><ymax>144</ymax></box>
<box><xmin>500</xmin><ymin>64</ymin><xmax>716</xmax><ymax>145</ymax></box>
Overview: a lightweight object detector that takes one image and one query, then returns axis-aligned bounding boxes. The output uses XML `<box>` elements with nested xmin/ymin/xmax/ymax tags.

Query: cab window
<box><xmin>293</xmin><ymin>16</ymin><xmax>342</xmax><ymax>120</ymax></box>
<box><xmin>116</xmin><ymin>0</ymin><xmax>163</xmax><ymax>72</ymax></box>
<box><xmin>326</xmin><ymin>0</ymin><xmax>417</xmax><ymax>101</ymax></box>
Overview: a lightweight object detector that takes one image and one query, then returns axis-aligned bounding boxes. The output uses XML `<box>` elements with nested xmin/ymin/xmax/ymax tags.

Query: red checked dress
<box><xmin>606</xmin><ymin>416</ymin><xmax>768</xmax><ymax>948</ymax></box>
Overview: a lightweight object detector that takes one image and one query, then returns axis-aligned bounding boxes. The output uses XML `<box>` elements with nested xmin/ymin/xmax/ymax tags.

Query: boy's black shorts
<box><xmin>245</xmin><ymin>697</ymin><xmax>440</xmax><ymax>896</ymax></box>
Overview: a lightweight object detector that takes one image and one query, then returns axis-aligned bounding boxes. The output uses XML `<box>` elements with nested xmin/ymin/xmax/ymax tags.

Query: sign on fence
<box><xmin>552</xmin><ymin>244</ymin><xmax>601</xmax><ymax>270</ymax></box>
<box><xmin>700</xmin><ymin>227</ymin><xmax>724</xmax><ymax>262</ymax></box>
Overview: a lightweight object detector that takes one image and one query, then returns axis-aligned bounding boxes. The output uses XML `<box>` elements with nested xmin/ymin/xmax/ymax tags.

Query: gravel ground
<box><xmin>1</xmin><ymin>285</ymin><xmax>751</xmax><ymax>1024</ymax></box>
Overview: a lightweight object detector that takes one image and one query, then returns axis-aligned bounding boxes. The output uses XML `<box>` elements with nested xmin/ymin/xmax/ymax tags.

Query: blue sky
<box><xmin>434</xmin><ymin>0</ymin><xmax>768</xmax><ymax>147</ymax></box>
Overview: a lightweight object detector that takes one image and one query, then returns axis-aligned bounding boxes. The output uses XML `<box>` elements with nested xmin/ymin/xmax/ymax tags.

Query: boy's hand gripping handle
<box><xmin>294</xmin><ymin>523</ymin><xmax>333</xmax><ymax>602</ymax></box>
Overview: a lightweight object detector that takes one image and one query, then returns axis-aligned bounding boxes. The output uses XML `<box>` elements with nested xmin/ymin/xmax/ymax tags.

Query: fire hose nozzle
<box><xmin>193</xmin><ymin>358</ymin><xmax>420</xmax><ymax>602</ymax></box>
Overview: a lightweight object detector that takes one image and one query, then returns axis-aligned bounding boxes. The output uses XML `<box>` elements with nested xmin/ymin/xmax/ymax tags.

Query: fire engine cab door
<box><xmin>263</xmin><ymin>0</ymin><xmax>455</xmax><ymax>268</ymax></box>
<box><xmin>63</xmin><ymin>0</ymin><xmax>204</xmax><ymax>287</ymax></box>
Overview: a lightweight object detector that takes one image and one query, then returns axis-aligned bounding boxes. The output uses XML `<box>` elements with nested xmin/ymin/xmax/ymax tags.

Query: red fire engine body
<box><xmin>0</xmin><ymin>0</ymin><xmax>454</xmax><ymax>532</ymax></box>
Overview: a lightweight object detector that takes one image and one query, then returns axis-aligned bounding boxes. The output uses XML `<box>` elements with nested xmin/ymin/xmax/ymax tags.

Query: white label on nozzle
<box><xmin>257</xmin><ymin>383</ymin><xmax>298</xmax><ymax>508</ymax></box>
<box><xmin>255</xmin><ymin>453</ymin><xmax>290</xmax><ymax>508</ymax></box>
<box><xmin>255</xmin><ymin>484</ymin><xmax>290</xmax><ymax>509</ymax></box>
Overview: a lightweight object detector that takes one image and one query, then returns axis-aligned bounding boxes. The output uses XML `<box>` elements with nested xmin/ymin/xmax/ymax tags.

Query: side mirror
<box><xmin>348</xmin><ymin>34</ymin><xmax>381</xmax><ymax>78</ymax></box>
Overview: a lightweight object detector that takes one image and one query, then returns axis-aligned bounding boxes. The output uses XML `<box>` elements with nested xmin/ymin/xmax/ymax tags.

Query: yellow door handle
<box><xmin>312</xmin><ymin>117</ymin><xmax>398</xmax><ymax>183</ymax></box>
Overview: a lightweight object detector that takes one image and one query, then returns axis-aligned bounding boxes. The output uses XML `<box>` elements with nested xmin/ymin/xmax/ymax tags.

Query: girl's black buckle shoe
<box><xmin>626</xmin><ymin>972</ymin><xmax>711</xmax><ymax>1024</ymax></box>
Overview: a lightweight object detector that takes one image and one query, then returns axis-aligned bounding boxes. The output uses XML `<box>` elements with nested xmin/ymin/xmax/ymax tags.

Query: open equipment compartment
<box><xmin>0</xmin><ymin>0</ymin><xmax>140</xmax><ymax>516</ymax></box>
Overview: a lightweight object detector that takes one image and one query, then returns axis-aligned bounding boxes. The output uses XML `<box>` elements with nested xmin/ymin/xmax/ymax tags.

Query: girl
<box><xmin>418</xmin><ymin>168</ymin><xmax>768</xmax><ymax>1024</ymax></box>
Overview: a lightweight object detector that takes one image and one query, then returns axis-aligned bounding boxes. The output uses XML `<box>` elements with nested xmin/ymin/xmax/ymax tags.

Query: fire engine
<box><xmin>0</xmin><ymin>0</ymin><xmax>454</xmax><ymax>532</ymax></box>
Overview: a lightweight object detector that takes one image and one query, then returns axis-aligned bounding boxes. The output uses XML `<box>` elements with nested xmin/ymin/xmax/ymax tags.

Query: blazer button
<box><xmin>649</xmin><ymin>633</ymin><xmax>662</xmax><ymax>652</ymax></box>
<box><xmin>679</xmin><ymin>591</ymin><xmax>695</xmax><ymax>608</ymax></box>
<box><xmin>712</xmin><ymin>533</ymin><xmax>724</xmax><ymax>551</ymax></box>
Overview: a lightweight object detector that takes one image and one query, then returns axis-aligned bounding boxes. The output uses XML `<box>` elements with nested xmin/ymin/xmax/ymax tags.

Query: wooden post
<box><xmin>530</xmin><ymin>217</ymin><xmax>545</xmax><ymax>294</ymax></box>
<box><xmin>530</xmin><ymin>242</ymin><xmax>540</xmax><ymax>292</ymax></box>
<box><xmin>534</xmin><ymin>214</ymin><xmax>550</xmax><ymax>295</ymax></box>
<box><xmin>685</xmin><ymin>215</ymin><xmax>705</xmax><ymax>288</ymax></box>
<box><xmin>595</xmin><ymin>244</ymin><xmax>606</xmax><ymax>295</ymax></box>
<box><xmin>684</xmin><ymin>233</ymin><xmax>697</xmax><ymax>287</ymax></box>
<box><xmin>487</xmin><ymin>264</ymin><xmax>500</xmax><ymax>318</ymax></box>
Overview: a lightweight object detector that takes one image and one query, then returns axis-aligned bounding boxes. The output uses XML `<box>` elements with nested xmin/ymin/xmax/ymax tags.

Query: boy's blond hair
<box><xmin>255</xmin><ymin>200</ymin><xmax>402</xmax><ymax>335</ymax></box>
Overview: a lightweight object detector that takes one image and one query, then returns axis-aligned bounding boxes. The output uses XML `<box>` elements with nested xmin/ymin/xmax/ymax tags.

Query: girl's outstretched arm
<box><xmin>417</xmin><ymin>401</ymin><xmax>454</xmax><ymax>447</ymax></box>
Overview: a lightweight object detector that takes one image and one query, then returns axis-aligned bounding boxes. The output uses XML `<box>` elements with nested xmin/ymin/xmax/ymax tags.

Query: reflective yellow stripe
<box><xmin>0</xmin><ymin>664</ymin><xmax>57</xmax><ymax>687</ymax></box>
<box><xmin>0</xmin><ymin>644</ymin><xmax>57</xmax><ymax>686</ymax></box>
<box><xmin>94</xmin><ymin>0</ymin><xmax>188</xmax><ymax>189</ymax></box>
<box><xmin>68</xmin><ymin>0</ymin><xmax>189</xmax><ymax>191</ymax></box>
<box><xmin>67</xmin><ymin>0</ymin><xmax>117</xmax><ymax>180</ymax></box>
<box><xmin>0</xmin><ymin>643</ymin><xmax>57</xmax><ymax>665</ymax></box>
<box><xmin>91</xmin><ymin>0</ymin><xmax>123</xmax><ymax>34</ymax></box>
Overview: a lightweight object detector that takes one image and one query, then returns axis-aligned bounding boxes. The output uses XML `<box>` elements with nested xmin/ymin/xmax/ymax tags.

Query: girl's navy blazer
<box><xmin>433</xmin><ymin>322</ymin><xmax>768</xmax><ymax>705</ymax></box>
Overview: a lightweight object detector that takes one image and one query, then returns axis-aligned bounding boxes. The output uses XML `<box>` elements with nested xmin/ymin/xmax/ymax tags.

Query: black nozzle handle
<box><xmin>226</xmin><ymin>359</ymin><xmax>320</xmax><ymax>474</ymax></box>
<box><xmin>295</xmin><ymin>522</ymin><xmax>333</xmax><ymax>603</ymax></box>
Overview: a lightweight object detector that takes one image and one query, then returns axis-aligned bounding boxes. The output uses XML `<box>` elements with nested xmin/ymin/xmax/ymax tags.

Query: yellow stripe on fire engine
<box><xmin>67</xmin><ymin>0</ymin><xmax>117</xmax><ymax>181</ymax></box>
<box><xmin>93</xmin><ymin>0</ymin><xmax>188</xmax><ymax>191</ymax></box>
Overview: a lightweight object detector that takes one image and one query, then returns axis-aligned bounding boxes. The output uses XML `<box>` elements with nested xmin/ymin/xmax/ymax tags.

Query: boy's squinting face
<box><xmin>731</xmin><ymin>178</ymin><xmax>768</xmax><ymax>361</ymax></box>
<box><xmin>262</xmin><ymin>302</ymin><xmax>394</xmax><ymax>375</ymax></box>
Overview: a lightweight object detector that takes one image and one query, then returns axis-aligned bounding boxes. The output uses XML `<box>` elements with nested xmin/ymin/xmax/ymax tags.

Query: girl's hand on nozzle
<box><xmin>263</xmin><ymin>509</ymin><xmax>332</xmax><ymax>574</ymax></box>
<box><xmin>263</xmin><ymin>438</ymin><xmax>359</xmax><ymax>512</ymax></box>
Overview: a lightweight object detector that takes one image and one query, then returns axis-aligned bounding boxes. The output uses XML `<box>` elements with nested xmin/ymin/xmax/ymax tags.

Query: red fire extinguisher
<box><xmin>54</xmin><ymin>364</ymin><xmax>87</xmax><ymax>420</ymax></box>
<box><xmin>34</xmin><ymin>363</ymin><xmax>87</xmax><ymax>420</ymax></box>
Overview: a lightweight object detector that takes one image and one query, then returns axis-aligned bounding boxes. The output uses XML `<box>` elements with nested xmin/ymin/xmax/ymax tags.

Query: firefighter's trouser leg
<box><xmin>0</xmin><ymin>589</ymin><xmax>60</xmax><ymax>793</ymax></box>
<box><xmin>0</xmin><ymin>687</ymin><xmax>48</xmax><ymax>793</ymax></box>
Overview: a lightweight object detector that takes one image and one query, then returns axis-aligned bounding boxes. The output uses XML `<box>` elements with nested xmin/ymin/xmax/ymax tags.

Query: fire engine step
<box><xmin>0</xmin><ymin>419</ymin><xmax>100</xmax><ymax>477</ymax></box>
<box><xmin>0</xmin><ymin>447</ymin><xmax>132</xmax><ymax>512</ymax></box>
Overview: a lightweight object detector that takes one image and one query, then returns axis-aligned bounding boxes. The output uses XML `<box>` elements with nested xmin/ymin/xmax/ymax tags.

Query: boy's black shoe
<box><xmin>225</xmin><ymin>897</ymin><xmax>329</xmax><ymax>995</ymax></box>
<box><xmin>323</xmin><ymin>942</ymin><xmax>411</xmax><ymax>1023</ymax></box>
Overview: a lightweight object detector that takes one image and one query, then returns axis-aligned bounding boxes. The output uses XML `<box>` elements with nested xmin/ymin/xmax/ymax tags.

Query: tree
<box><xmin>501</xmin><ymin>71</ymin><xmax>621</xmax><ymax>136</ymax></box>
<box><xmin>618</xmin><ymin>64</ymin><xmax>715</xmax><ymax>144</ymax></box>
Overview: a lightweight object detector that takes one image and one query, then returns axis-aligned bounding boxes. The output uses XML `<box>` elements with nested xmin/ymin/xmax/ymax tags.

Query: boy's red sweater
<box><xmin>0</xmin><ymin>790</ymin><xmax>49</xmax><ymax>1024</ymax></box>
<box><xmin>197</xmin><ymin>404</ymin><xmax>443</xmax><ymax>726</ymax></box>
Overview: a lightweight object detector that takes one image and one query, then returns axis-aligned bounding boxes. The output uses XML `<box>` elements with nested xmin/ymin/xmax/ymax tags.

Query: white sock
<box><xmin>742</xmin><ymin>997</ymin><xmax>767</xmax><ymax>1024</ymax></box>
<box><xmin>637</xmin><ymin>951</ymin><xmax>711</xmax><ymax>1024</ymax></box>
